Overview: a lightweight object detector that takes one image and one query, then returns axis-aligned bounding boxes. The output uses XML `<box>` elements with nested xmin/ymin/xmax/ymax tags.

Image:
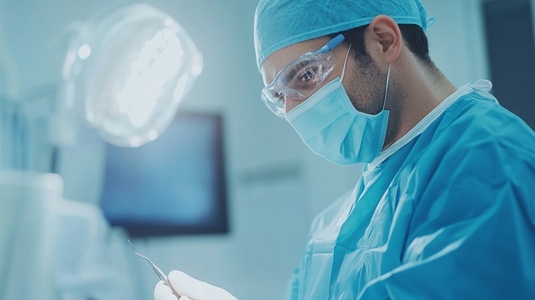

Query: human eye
<box><xmin>298</xmin><ymin>66</ymin><xmax>319</xmax><ymax>83</ymax></box>
<box><xmin>292</xmin><ymin>64</ymin><xmax>322</xmax><ymax>90</ymax></box>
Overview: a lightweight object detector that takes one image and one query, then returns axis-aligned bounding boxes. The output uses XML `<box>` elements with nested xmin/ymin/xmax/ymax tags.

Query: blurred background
<box><xmin>0</xmin><ymin>0</ymin><xmax>533</xmax><ymax>299</ymax></box>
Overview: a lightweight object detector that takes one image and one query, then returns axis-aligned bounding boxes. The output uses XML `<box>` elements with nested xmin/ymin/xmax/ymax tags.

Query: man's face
<box><xmin>260</xmin><ymin>36</ymin><xmax>388</xmax><ymax>117</ymax></box>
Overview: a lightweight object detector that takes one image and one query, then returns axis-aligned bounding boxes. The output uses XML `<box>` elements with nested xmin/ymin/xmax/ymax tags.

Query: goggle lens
<box><xmin>260</xmin><ymin>34</ymin><xmax>345</xmax><ymax>118</ymax></box>
<box><xmin>262</xmin><ymin>54</ymin><xmax>336</xmax><ymax>117</ymax></box>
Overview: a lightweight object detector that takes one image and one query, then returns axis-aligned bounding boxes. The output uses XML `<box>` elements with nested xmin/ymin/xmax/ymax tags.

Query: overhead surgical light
<box><xmin>55</xmin><ymin>4</ymin><xmax>203</xmax><ymax>147</ymax></box>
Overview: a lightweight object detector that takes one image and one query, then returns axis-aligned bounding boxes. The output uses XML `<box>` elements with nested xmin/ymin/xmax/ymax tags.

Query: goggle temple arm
<box><xmin>317</xmin><ymin>34</ymin><xmax>345</xmax><ymax>54</ymax></box>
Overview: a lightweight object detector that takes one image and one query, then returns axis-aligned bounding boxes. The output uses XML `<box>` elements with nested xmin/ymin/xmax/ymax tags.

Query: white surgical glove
<box><xmin>154</xmin><ymin>270</ymin><xmax>237</xmax><ymax>300</ymax></box>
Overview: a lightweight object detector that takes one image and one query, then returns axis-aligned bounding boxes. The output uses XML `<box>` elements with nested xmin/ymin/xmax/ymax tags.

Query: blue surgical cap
<box><xmin>254</xmin><ymin>0</ymin><xmax>429</xmax><ymax>71</ymax></box>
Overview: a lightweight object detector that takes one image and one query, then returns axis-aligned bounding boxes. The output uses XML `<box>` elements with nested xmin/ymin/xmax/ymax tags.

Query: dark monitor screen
<box><xmin>99</xmin><ymin>112</ymin><xmax>228</xmax><ymax>237</ymax></box>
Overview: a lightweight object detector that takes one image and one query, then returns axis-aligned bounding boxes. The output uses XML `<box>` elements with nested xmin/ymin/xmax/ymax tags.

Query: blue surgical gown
<box><xmin>285</xmin><ymin>88</ymin><xmax>535</xmax><ymax>299</ymax></box>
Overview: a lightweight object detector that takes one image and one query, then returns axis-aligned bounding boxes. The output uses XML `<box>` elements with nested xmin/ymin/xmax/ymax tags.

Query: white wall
<box><xmin>0</xmin><ymin>0</ymin><xmax>500</xmax><ymax>299</ymax></box>
<box><xmin>422</xmin><ymin>0</ymin><xmax>490</xmax><ymax>86</ymax></box>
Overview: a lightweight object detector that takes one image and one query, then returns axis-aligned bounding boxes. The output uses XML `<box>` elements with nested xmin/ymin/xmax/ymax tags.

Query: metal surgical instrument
<box><xmin>128</xmin><ymin>239</ymin><xmax>181</xmax><ymax>298</ymax></box>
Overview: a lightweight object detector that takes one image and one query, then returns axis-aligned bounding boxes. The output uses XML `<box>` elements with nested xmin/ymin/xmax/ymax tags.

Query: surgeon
<box><xmin>154</xmin><ymin>0</ymin><xmax>535</xmax><ymax>299</ymax></box>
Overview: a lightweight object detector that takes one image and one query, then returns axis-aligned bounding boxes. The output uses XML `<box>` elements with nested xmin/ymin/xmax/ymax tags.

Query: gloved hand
<box><xmin>154</xmin><ymin>270</ymin><xmax>237</xmax><ymax>300</ymax></box>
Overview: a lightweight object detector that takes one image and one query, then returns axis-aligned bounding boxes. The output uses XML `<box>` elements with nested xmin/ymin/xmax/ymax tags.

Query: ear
<box><xmin>365</xmin><ymin>15</ymin><xmax>402</xmax><ymax>64</ymax></box>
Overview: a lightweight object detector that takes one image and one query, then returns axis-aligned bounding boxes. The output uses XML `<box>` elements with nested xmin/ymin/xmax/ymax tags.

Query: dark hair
<box><xmin>331</xmin><ymin>24</ymin><xmax>435</xmax><ymax>69</ymax></box>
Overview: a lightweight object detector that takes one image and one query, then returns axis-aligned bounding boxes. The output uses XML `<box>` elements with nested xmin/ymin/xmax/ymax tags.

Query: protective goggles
<box><xmin>261</xmin><ymin>34</ymin><xmax>345</xmax><ymax>118</ymax></box>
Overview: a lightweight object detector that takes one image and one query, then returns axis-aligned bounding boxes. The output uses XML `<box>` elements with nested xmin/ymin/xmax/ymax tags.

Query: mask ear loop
<box><xmin>382</xmin><ymin>64</ymin><xmax>391</xmax><ymax>110</ymax></box>
<box><xmin>340</xmin><ymin>43</ymin><xmax>353</xmax><ymax>81</ymax></box>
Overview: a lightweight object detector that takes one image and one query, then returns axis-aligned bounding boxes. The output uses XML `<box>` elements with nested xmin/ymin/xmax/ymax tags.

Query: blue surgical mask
<box><xmin>285</xmin><ymin>57</ymin><xmax>391</xmax><ymax>165</ymax></box>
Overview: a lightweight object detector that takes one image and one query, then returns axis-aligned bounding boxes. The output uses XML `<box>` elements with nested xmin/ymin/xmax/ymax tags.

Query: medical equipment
<box><xmin>101</xmin><ymin>112</ymin><xmax>229</xmax><ymax>238</ymax></box>
<box><xmin>261</xmin><ymin>34</ymin><xmax>344</xmax><ymax>117</ymax></box>
<box><xmin>53</xmin><ymin>4</ymin><xmax>203</xmax><ymax>148</ymax></box>
<box><xmin>128</xmin><ymin>239</ymin><xmax>181</xmax><ymax>298</ymax></box>
<box><xmin>0</xmin><ymin>170</ymin><xmax>60</xmax><ymax>300</ymax></box>
<box><xmin>1</xmin><ymin>4</ymin><xmax>203</xmax><ymax>296</ymax></box>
